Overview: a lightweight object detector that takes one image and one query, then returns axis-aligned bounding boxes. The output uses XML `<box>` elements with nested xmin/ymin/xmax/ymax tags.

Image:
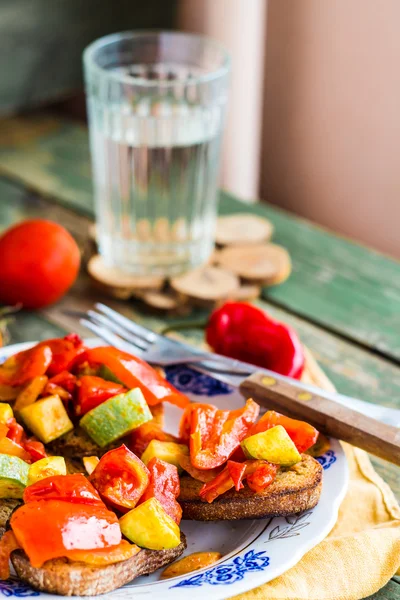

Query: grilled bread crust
<box><xmin>179</xmin><ymin>454</ymin><xmax>322</xmax><ymax>521</ymax></box>
<box><xmin>11</xmin><ymin>534</ymin><xmax>186</xmax><ymax>596</ymax></box>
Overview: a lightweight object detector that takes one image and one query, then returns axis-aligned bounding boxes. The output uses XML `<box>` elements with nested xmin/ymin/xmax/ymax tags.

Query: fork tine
<box><xmin>87</xmin><ymin>310</ymin><xmax>149</xmax><ymax>352</ymax></box>
<box><xmin>80</xmin><ymin>319</ymin><xmax>147</xmax><ymax>359</ymax></box>
<box><xmin>95</xmin><ymin>303</ymin><xmax>158</xmax><ymax>343</ymax></box>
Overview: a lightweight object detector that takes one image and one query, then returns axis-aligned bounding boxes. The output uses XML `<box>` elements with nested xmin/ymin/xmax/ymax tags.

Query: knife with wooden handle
<box><xmin>240</xmin><ymin>372</ymin><xmax>400</xmax><ymax>466</ymax></box>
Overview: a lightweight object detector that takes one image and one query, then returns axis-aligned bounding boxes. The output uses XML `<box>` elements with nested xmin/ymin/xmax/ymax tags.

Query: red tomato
<box><xmin>90</xmin><ymin>446</ymin><xmax>150</xmax><ymax>511</ymax></box>
<box><xmin>0</xmin><ymin>219</ymin><xmax>80</xmax><ymax>309</ymax></box>
<box><xmin>11</xmin><ymin>500</ymin><xmax>121</xmax><ymax>568</ymax></box>
<box><xmin>24</xmin><ymin>474</ymin><xmax>104</xmax><ymax>506</ymax></box>
<box><xmin>138</xmin><ymin>458</ymin><xmax>182</xmax><ymax>524</ymax></box>
<box><xmin>76</xmin><ymin>376</ymin><xmax>127</xmax><ymax>416</ymax></box>
<box><xmin>23</xmin><ymin>440</ymin><xmax>47</xmax><ymax>463</ymax></box>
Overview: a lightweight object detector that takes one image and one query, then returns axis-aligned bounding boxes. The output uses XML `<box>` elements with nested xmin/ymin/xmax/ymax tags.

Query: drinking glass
<box><xmin>84</xmin><ymin>31</ymin><xmax>230</xmax><ymax>275</ymax></box>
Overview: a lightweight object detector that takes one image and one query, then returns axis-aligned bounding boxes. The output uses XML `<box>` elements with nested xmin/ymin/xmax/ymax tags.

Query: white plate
<box><xmin>0</xmin><ymin>340</ymin><xmax>348</xmax><ymax>600</ymax></box>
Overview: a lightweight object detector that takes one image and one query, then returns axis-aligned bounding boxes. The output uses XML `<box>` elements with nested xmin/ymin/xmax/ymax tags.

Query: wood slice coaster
<box><xmin>230</xmin><ymin>284</ymin><xmax>261</xmax><ymax>301</ymax></box>
<box><xmin>216</xmin><ymin>243</ymin><xmax>292</xmax><ymax>285</ymax></box>
<box><xmin>170</xmin><ymin>266</ymin><xmax>240</xmax><ymax>306</ymax></box>
<box><xmin>87</xmin><ymin>254</ymin><xmax>165</xmax><ymax>296</ymax></box>
<box><xmin>215</xmin><ymin>214</ymin><xmax>274</xmax><ymax>246</ymax></box>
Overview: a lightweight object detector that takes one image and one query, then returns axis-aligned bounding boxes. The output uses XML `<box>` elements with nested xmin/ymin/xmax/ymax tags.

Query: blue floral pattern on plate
<box><xmin>315</xmin><ymin>450</ymin><xmax>337</xmax><ymax>470</ymax></box>
<box><xmin>165</xmin><ymin>365</ymin><xmax>232</xmax><ymax>396</ymax></box>
<box><xmin>0</xmin><ymin>579</ymin><xmax>39</xmax><ymax>597</ymax></box>
<box><xmin>171</xmin><ymin>550</ymin><xmax>270</xmax><ymax>588</ymax></box>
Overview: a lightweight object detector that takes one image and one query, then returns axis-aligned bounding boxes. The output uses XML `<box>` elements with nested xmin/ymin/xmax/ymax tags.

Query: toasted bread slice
<box><xmin>0</xmin><ymin>499</ymin><xmax>21</xmax><ymax>538</ymax></box>
<box><xmin>179</xmin><ymin>454</ymin><xmax>322</xmax><ymax>521</ymax></box>
<box><xmin>11</xmin><ymin>534</ymin><xmax>186</xmax><ymax>596</ymax></box>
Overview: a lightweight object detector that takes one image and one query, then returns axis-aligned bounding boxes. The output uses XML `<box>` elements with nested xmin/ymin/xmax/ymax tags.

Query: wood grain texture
<box><xmin>0</xmin><ymin>116</ymin><xmax>399</xmax><ymax>361</ymax></box>
<box><xmin>0</xmin><ymin>0</ymin><xmax>177</xmax><ymax>114</ymax></box>
<box><xmin>0</xmin><ymin>176</ymin><xmax>399</xmax><ymax>597</ymax></box>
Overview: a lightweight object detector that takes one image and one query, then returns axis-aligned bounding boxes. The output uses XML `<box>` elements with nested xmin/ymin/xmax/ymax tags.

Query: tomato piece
<box><xmin>0</xmin><ymin>345</ymin><xmax>52</xmax><ymax>387</ymax></box>
<box><xmin>24</xmin><ymin>474</ymin><xmax>104</xmax><ymax>506</ymax></box>
<box><xmin>246</xmin><ymin>462</ymin><xmax>279</xmax><ymax>493</ymax></box>
<box><xmin>90</xmin><ymin>445</ymin><xmax>149</xmax><ymax>511</ymax></box>
<box><xmin>0</xmin><ymin>530</ymin><xmax>20</xmax><ymax>580</ymax></box>
<box><xmin>189</xmin><ymin>399</ymin><xmax>260</xmax><ymax>470</ymax></box>
<box><xmin>6</xmin><ymin>418</ymin><xmax>24</xmax><ymax>444</ymax></box>
<box><xmin>130</xmin><ymin>421</ymin><xmax>179</xmax><ymax>457</ymax></box>
<box><xmin>11</xmin><ymin>500</ymin><xmax>121</xmax><ymax>568</ymax></box>
<box><xmin>66</xmin><ymin>540</ymin><xmax>140</xmax><ymax>566</ymax></box>
<box><xmin>138</xmin><ymin>458</ymin><xmax>182</xmax><ymax>524</ymax></box>
<box><xmin>199</xmin><ymin>467</ymin><xmax>234</xmax><ymax>503</ymax></box>
<box><xmin>248</xmin><ymin>411</ymin><xmax>319</xmax><ymax>453</ymax></box>
<box><xmin>199</xmin><ymin>459</ymin><xmax>278</xmax><ymax>503</ymax></box>
<box><xmin>76</xmin><ymin>376</ymin><xmax>127</xmax><ymax>416</ymax></box>
<box><xmin>23</xmin><ymin>439</ymin><xmax>47</xmax><ymax>462</ymax></box>
<box><xmin>36</xmin><ymin>334</ymin><xmax>86</xmax><ymax>376</ymax></box>
<box><xmin>48</xmin><ymin>371</ymin><xmax>77</xmax><ymax>394</ymax></box>
<box><xmin>178</xmin><ymin>455</ymin><xmax>221</xmax><ymax>483</ymax></box>
<box><xmin>86</xmin><ymin>347</ymin><xmax>189</xmax><ymax>408</ymax></box>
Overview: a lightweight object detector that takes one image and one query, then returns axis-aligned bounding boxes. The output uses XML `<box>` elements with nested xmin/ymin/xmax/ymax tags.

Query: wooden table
<box><xmin>0</xmin><ymin>114</ymin><xmax>399</xmax><ymax>599</ymax></box>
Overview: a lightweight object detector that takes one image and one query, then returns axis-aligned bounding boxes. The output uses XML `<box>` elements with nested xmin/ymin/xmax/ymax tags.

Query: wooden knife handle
<box><xmin>240</xmin><ymin>372</ymin><xmax>400</xmax><ymax>466</ymax></box>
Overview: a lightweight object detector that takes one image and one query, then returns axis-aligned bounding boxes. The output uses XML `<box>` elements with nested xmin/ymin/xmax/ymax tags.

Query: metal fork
<box><xmin>67</xmin><ymin>303</ymin><xmax>400</xmax><ymax>427</ymax></box>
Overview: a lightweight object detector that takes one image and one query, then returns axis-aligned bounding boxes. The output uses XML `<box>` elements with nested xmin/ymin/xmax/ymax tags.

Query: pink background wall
<box><xmin>262</xmin><ymin>0</ymin><xmax>400</xmax><ymax>257</ymax></box>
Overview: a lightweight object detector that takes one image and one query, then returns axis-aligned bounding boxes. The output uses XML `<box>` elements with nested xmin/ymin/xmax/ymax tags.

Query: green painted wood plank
<box><xmin>0</xmin><ymin>177</ymin><xmax>399</xmax><ymax>502</ymax></box>
<box><xmin>0</xmin><ymin>116</ymin><xmax>399</xmax><ymax>362</ymax></box>
<box><xmin>0</xmin><ymin>0</ymin><xmax>177</xmax><ymax>114</ymax></box>
<box><xmin>365</xmin><ymin>580</ymin><xmax>400</xmax><ymax>600</ymax></box>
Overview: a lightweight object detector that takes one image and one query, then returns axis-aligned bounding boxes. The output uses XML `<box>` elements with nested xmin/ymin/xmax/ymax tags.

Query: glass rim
<box><xmin>83</xmin><ymin>30</ymin><xmax>231</xmax><ymax>87</ymax></box>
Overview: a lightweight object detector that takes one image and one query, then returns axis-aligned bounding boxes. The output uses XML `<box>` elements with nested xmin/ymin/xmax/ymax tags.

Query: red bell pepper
<box><xmin>187</xmin><ymin>399</ymin><xmax>260</xmax><ymax>470</ymax></box>
<box><xmin>76</xmin><ymin>376</ymin><xmax>127</xmax><ymax>416</ymax></box>
<box><xmin>22</xmin><ymin>439</ymin><xmax>47</xmax><ymax>462</ymax></box>
<box><xmin>85</xmin><ymin>347</ymin><xmax>189</xmax><ymax>408</ymax></box>
<box><xmin>0</xmin><ymin>345</ymin><xmax>52</xmax><ymax>386</ymax></box>
<box><xmin>199</xmin><ymin>459</ymin><xmax>278</xmax><ymax>503</ymax></box>
<box><xmin>35</xmin><ymin>333</ymin><xmax>86</xmax><ymax>376</ymax></box>
<box><xmin>138</xmin><ymin>458</ymin><xmax>182</xmax><ymax>524</ymax></box>
<box><xmin>11</xmin><ymin>500</ymin><xmax>121</xmax><ymax>568</ymax></box>
<box><xmin>24</xmin><ymin>474</ymin><xmax>104</xmax><ymax>506</ymax></box>
<box><xmin>6</xmin><ymin>418</ymin><xmax>24</xmax><ymax>444</ymax></box>
<box><xmin>48</xmin><ymin>371</ymin><xmax>77</xmax><ymax>393</ymax></box>
<box><xmin>130</xmin><ymin>421</ymin><xmax>179</xmax><ymax>458</ymax></box>
<box><xmin>247</xmin><ymin>410</ymin><xmax>319</xmax><ymax>453</ymax></box>
<box><xmin>90</xmin><ymin>445</ymin><xmax>150</xmax><ymax>511</ymax></box>
<box><xmin>0</xmin><ymin>530</ymin><xmax>20</xmax><ymax>580</ymax></box>
<box><xmin>178</xmin><ymin>455</ymin><xmax>222</xmax><ymax>483</ymax></box>
<box><xmin>4</xmin><ymin>418</ymin><xmax>46</xmax><ymax>463</ymax></box>
<box><xmin>206</xmin><ymin>302</ymin><xmax>305</xmax><ymax>379</ymax></box>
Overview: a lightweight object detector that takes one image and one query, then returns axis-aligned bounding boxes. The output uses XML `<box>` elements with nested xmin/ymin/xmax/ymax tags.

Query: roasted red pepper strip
<box><xmin>24</xmin><ymin>474</ymin><xmax>104</xmax><ymax>506</ymax></box>
<box><xmin>90</xmin><ymin>445</ymin><xmax>149</xmax><ymax>511</ymax></box>
<box><xmin>130</xmin><ymin>421</ymin><xmax>179</xmax><ymax>457</ymax></box>
<box><xmin>86</xmin><ymin>347</ymin><xmax>189</xmax><ymax>408</ymax></box>
<box><xmin>206</xmin><ymin>302</ymin><xmax>305</xmax><ymax>379</ymax></box>
<box><xmin>11</xmin><ymin>500</ymin><xmax>121</xmax><ymax>568</ymax></box>
<box><xmin>47</xmin><ymin>371</ymin><xmax>77</xmax><ymax>394</ymax></box>
<box><xmin>188</xmin><ymin>399</ymin><xmax>260</xmax><ymax>470</ymax></box>
<box><xmin>138</xmin><ymin>458</ymin><xmax>182</xmax><ymax>524</ymax></box>
<box><xmin>76</xmin><ymin>376</ymin><xmax>127</xmax><ymax>416</ymax></box>
<box><xmin>35</xmin><ymin>334</ymin><xmax>86</xmax><ymax>376</ymax></box>
<box><xmin>179</xmin><ymin>403</ymin><xmax>216</xmax><ymax>444</ymax></box>
<box><xmin>178</xmin><ymin>455</ymin><xmax>222</xmax><ymax>483</ymax></box>
<box><xmin>5</xmin><ymin>418</ymin><xmax>46</xmax><ymax>463</ymax></box>
<box><xmin>0</xmin><ymin>345</ymin><xmax>52</xmax><ymax>386</ymax></box>
<box><xmin>200</xmin><ymin>459</ymin><xmax>278</xmax><ymax>503</ymax></box>
<box><xmin>248</xmin><ymin>410</ymin><xmax>319</xmax><ymax>453</ymax></box>
<box><xmin>6</xmin><ymin>418</ymin><xmax>24</xmax><ymax>444</ymax></box>
<box><xmin>23</xmin><ymin>439</ymin><xmax>47</xmax><ymax>462</ymax></box>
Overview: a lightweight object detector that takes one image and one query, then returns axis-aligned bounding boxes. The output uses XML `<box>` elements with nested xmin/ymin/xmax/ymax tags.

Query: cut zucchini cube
<box><xmin>119</xmin><ymin>497</ymin><xmax>180</xmax><ymax>550</ymax></box>
<box><xmin>0</xmin><ymin>454</ymin><xmax>29</xmax><ymax>498</ymax></box>
<box><xmin>241</xmin><ymin>425</ymin><xmax>302</xmax><ymax>466</ymax></box>
<box><xmin>141</xmin><ymin>440</ymin><xmax>189</xmax><ymax>471</ymax></box>
<box><xmin>80</xmin><ymin>388</ymin><xmax>152</xmax><ymax>447</ymax></box>
<box><xmin>19</xmin><ymin>395</ymin><xmax>73</xmax><ymax>444</ymax></box>
<box><xmin>28</xmin><ymin>456</ymin><xmax>67</xmax><ymax>485</ymax></box>
<box><xmin>0</xmin><ymin>403</ymin><xmax>13</xmax><ymax>424</ymax></box>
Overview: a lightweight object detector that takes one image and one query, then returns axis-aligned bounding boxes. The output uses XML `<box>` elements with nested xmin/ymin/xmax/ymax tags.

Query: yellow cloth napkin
<box><xmin>233</xmin><ymin>444</ymin><xmax>400</xmax><ymax>600</ymax></box>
